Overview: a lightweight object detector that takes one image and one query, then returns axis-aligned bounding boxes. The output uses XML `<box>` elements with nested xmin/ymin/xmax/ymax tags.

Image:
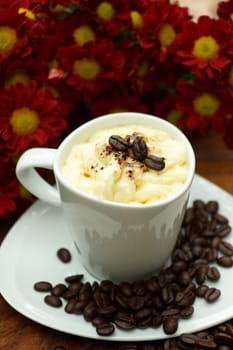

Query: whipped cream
<box><xmin>61</xmin><ymin>125</ymin><xmax>188</xmax><ymax>204</ymax></box>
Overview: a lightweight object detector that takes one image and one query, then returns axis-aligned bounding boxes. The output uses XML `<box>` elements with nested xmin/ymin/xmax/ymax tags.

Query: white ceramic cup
<box><xmin>16</xmin><ymin>112</ymin><xmax>195</xmax><ymax>282</ymax></box>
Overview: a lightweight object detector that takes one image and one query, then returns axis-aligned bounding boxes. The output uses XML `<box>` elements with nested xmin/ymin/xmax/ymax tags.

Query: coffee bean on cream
<box><xmin>61</xmin><ymin>125</ymin><xmax>188</xmax><ymax>204</ymax></box>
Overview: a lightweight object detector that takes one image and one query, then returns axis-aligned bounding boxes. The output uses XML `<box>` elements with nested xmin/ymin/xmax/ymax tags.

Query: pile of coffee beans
<box><xmin>34</xmin><ymin>199</ymin><xmax>233</xmax><ymax>342</ymax></box>
<box><xmin>108</xmin><ymin>134</ymin><xmax>165</xmax><ymax>171</ymax></box>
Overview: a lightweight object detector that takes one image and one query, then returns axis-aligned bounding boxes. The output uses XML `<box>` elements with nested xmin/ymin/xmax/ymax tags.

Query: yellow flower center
<box><xmin>96</xmin><ymin>2</ymin><xmax>115</xmax><ymax>21</ymax></box>
<box><xmin>137</xmin><ymin>62</ymin><xmax>149</xmax><ymax>77</ymax></box>
<box><xmin>73</xmin><ymin>58</ymin><xmax>101</xmax><ymax>80</ymax></box>
<box><xmin>167</xmin><ymin>110</ymin><xmax>182</xmax><ymax>126</ymax></box>
<box><xmin>10</xmin><ymin>107</ymin><xmax>40</xmax><ymax>136</ymax></box>
<box><xmin>49</xmin><ymin>2</ymin><xmax>65</xmax><ymax>13</ymax></box>
<box><xmin>192</xmin><ymin>36</ymin><xmax>219</xmax><ymax>61</ymax></box>
<box><xmin>5</xmin><ymin>71</ymin><xmax>30</xmax><ymax>88</ymax></box>
<box><xmin>0</xmin><ymin>26</ymin><xmax>17</xmax><ymax>55</ymax></box>
<box><xmin>193</xmin><ymin>93</ymin><xmax>220</xmax><ymax>117</ymax></box>
<box><xmin>73</xmin><ymin>25</ymin><xmax>95</xmax><ymax>46</ymax></box>
<box><xmin>158</xmin><ymin>24</ymin><xmax>176</xmax><ymax>48</ymax></box>
<box><xmin>229</xmin><ymin>66</ymin><xmax>233</xmax><ymax>87</ymax></box>
<box><xmin>230</xmin><ymin>13</ymin><xmax>233</xmax><ymax>22</ymax></box>
<box><xmin>130</xmin><ymin>11</ymin><xmax>143</xmax><ymax>29</ymax></box>
<box><xmin>18</xmin><ymin>8</ymin><xmax>36</xmax><ymax>20</ymax></box>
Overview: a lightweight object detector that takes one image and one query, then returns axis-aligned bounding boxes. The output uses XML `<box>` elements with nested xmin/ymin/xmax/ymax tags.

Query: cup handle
<box><xmin>16</xmin><ymin>148</ymin><xmax>61</xmax><ymax>206</ymax></box>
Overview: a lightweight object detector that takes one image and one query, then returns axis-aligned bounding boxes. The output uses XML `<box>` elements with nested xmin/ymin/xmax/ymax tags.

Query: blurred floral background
<box><xmin>0</xmin><ymin>0</ymin><xmax>233</xmax><ymax>220</ymax></box>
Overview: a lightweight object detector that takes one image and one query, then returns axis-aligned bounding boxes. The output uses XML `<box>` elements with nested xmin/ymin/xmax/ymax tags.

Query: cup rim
<box><xmin>54</xmin><ymin>112</ymin><xmax>196</xmax><ymax>209</ymax></box>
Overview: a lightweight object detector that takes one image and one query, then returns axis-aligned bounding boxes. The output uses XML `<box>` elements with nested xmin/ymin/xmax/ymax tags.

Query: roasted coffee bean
<box><xmin>79</xmin><ymin>282</ymin><xmax>92</xmax><ymax>301</ymax></box>
<box><xmin>128</xmin><ymin>295</ymin><xmax>145</xmax><ymax>310</ymax></box>
<box><xmin>178</xmin><ymin>270</ymin><xmax>192</xmax><ymax>286</ymax></box>
<box><xmin>83</xmin><ymin>301</ymin><xmax>98</xmax><ymax>321</ymax></box>
<box><xmin>213</xmin><ymin>213</ymin><xmax>229</xmax><ymax>225</ymax></box>
<box><xmin>73</xmin><ymin>300</ymin><xmax>88</xmax><ymax>314</ymax></box>
<box><xmin>204</xmin><ymin>287</ymin><xmax>221</xmax><ymax>302</ymax></box>
<box><xmin>115</xmin><ymin>293</ymin><xmax>128</xmax><ymax>309</ymax></box>
<box><xmin>145</xmin><ymin>278</ymin><xmax>160</xmax><ymax>293</ymax></box>
<box><xmin>161</xmin><ymin>286</ymin><xmax>174</xmax><ymax>304</ymax></box>
<box><xmin>134</xmin><ymin>308</ymin><xmax>151</xmax><ymax>320</ymax></box>
<box><xmin>67</xmin><ymin>281</ymin><xmax>83</xmax><ymax>294</ymax></box>
<box><xmin>132</xmin><ymin>137</ymin><xmax>148</xmax><ymax>161</ymax></box>
<box><xmin>137</xmin><ymin>315</ymin><xmax>153</xmax><ymax>329</ymax></box>
<box><xmin>63</xmin><ymin>282</ymin><xmax>83</xmax><ymax>299</ymax></box>
<box><xmin>180</xmin><ymin>305</ymin><xmax>194</xmax><ymax>318</ymax></box>
<box><xmin>114</xmin><ymin>317</ymin><xmax>136</xmax><ymax>330</ymax></box>
<box><xmin>34</xmin><ymin>281</ymin><xmax>52</xmax><ymax>292</ymax></box>
<box><xmin>163</xmin><ymin>316</ymin><xmax>179</xmax><ymax>334</ymax></box>
<box><xmin>195</xmin><ymin>265</ymin><xmax>208</xmax><ymax>284</ymax></box>
<box><xmin>114</xmin><ymin>311</ymin><xmax>136</xmax><ymax>328</ymax></box>
<box><xmin>214</xmin><ymin>331</ymin><xmax>233</xmax><ymax>345</ymax></box>
<box><xmin>144</xmin><ymin>154</ymin><xmax>165</xmax><ymax>171</ymax></box>
<box><xmin>65</xmin><ymin>274</ymin><xmax>84</xmax><ymax>284</ymax></box>
<box><xmin>194</xmin><ymin>199</ymin><xmax>205</xmax><ymax>209</ymax></box>
<box><xmin>206</xmin><ymin>200</ymin><xmax>219</xmax><ymax>214</ymax></box>
<box><xmin>98</xmin><ymin>305</ymin><xmax>117</xmax><ymax>317</ymax></box>
<box><xmin>109</xmin><ymin>135</ymin><xmax>129</xmax><ymax>151</ymax></box>
<box><xmin>57</xmin><ymin>247</ymin><xmax>71</xmax><ymax>263</ymax></box>
<box><xmin>207</xmin><ymin>266</ymin><xmax>221</xmax><ymax>281</ymax></box>
<box><xmin>94</xmin><ymin>291</ymin><xmax>110</xmax><ymax>308</ymax></box>
<box><xmin>175</xmin><ymin>291</ymin><xmax>195</xmax><ymax>308</ymax></box>
<box><xmin>133</xmin><ymin>280</ymin><xmax>146</xmax><ymax>295</ymax></box>
<box><xmin>64</xmin><ymin>298</ymin><xmax>77</xmax><ymax>313</ymax></box>
<box><xmin>211</xmin><ymin>236</ymin><xmax>221</xmax><ymax>249</ymax></box>
<box><xmin>52</xmin><ymin>283</ymin><xmax>67</xmax><ymax>297</ymax></box>
<box><xmin>161</xmin><ymin>308</ymin><xmax>179</xmax><ymax>318</ymax></box>
<box><xmin>215</xmin><ymin>225</ymin><xmax>232</xmax><ymax>238</ymax></box>
<box><xmin>219</xmin><ymin>241</ymin><xmax>233</xmax><ymax>256</ymax></box>
<box><xmin>44</xmin><ymin>295</ymin><xmax>62</xmax><ymax>307</ymax></box>
<box><xmin>217</xmin><ymin>256</ymin><xmax>233</xmax><ymax>267</ymax></box>
<box><xmin>179</xmin><ymin>333</ymin><xmax>197</xmax><ymax>347</ymax></box>
<box><xmin>172</xmin><ymin>260</ymin><xmax>188</xmax><ymax>273</ymax></box>
<box><xmin>99</xmin><ymin>279</ymin><xmax>114</xmax><ymax>293</ymax></box>
<box><xmin>91</xmin><ymin>316</ymin><xmax>107</xmax><ymax>327</ymax></box>
<box><xmin>195</xmin><ymin>334</ymin><xmax>216</xmax><ymax>348</ymax></box>
<box><xmin>96</xmin><ymin>322</ymin><xmax>115</xmax><ymax>336</ymax></box>
<box><xmin>196</xmin><ymin>284</ymin><xmax>209</xmax><ymax>297</ymax></box>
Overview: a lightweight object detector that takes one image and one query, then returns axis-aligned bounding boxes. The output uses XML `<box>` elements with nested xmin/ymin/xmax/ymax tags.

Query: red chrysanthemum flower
<box><xmin>55</xmin><ymin>8</ymin><xmax>100</xmax><ymax>48</ymax></box>
<box><xmin>0</xmin><ymin>161</ymin><xmax>19</xmax><ymax>219</ymax></box>
<box><xmin>176</xmin><ymin>16</ymin><xmax>233</xmax><ymax>77</ymax></box>
<box><xmin>78</xmin><ymin>0</ymin><xmax>130</xmax><ymax>35</ymax></box>
<box><xmin>0</xmin><ymin>5</ymin><xmax>43</xmax><ymax>67</ymax></box>
<box><xmin>176</xmin><ymin>77</ymin><xmax>232</xmax><ymax>135</ymax></box>
<box><xmin>90</xmin><ymin>86</ymin><xmax>148</xmax><ymax>116</ymax></box>
<box><xmin>56</xmin><ymin>40</ymin><xmax>124</xmax><ymax>95</ymax></box>
<box><xmin>135</xmin><ymin>0</ymin><xmax>190</xmax><ymax>63</ymax></box>
<box><xmin>217</xmin><ymin>0</ymin><xmax>233</xmax><ymax>22</ymax></box>
<box><xmin>0</xmin><ymin>80</ymin><xmax>67</xmax><ymax>158</ymax></box>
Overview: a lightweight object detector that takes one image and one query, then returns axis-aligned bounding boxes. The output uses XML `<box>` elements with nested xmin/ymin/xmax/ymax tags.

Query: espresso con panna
<box><xmin>61</xmin><ymin>124</ymin><xmax>188</xmax><ymax>204</ymax></box>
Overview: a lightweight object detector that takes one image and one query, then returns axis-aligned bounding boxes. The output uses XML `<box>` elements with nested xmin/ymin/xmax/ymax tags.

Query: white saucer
<box><xmin>1</xmin><ymin>174</ymin><xmax>233</xmax><ymax>342</ymax></box>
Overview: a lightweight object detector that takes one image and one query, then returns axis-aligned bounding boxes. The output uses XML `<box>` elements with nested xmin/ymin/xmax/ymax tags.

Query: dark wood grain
<box><xmin>0</xmin><ymin>132</ymin><xmax>233</xmax><ymax>350</ymax></box>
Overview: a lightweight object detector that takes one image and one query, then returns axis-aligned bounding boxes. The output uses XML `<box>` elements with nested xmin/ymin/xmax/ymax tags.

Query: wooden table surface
<box><xmin>0</xmin><ymin>131</ymin><xmax>233</xmax><ymax>350</ymax></box>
